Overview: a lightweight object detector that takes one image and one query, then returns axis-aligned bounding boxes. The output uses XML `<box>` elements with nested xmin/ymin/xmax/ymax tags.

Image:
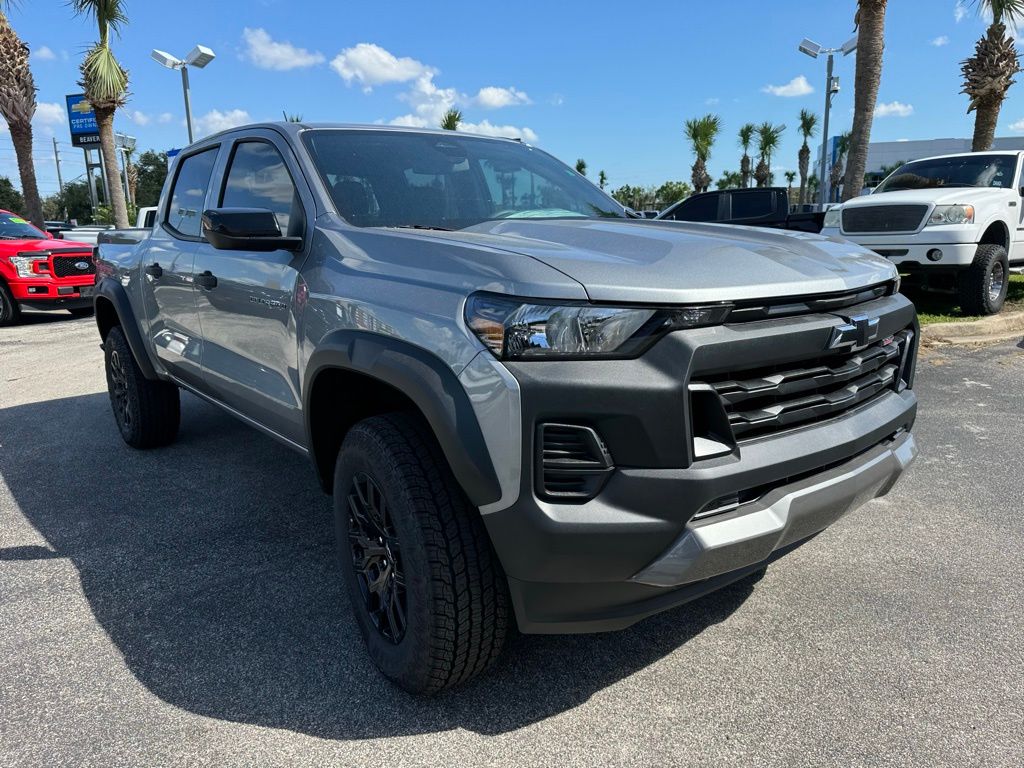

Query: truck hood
<box><xmin>842</xmin><ymin>186</ymin><xmax>1009</xmax><ymax>208</ymax></box>
<box><xmin>444</xmin><ymin>218</ymin><xmax>896</xmax><ymax>303</ymax></box>
<box><xmin>0</xmin><ymin>237</ymin><xmax>93</xmax><ymax>252</ymax></box>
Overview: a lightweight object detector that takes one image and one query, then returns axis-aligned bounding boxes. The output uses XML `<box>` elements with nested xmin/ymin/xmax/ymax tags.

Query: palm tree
<box><xmin>575</xmin><ymin>158</ymin><xmax>587</xmax><ymax>176</ymax></box>
<box><xmin>716</xmin><ymin>170</ymin><xmax>743</xmax><ymax>190</ymax></box>
<box><xmin>754</xmin><ymin>122</ymin><xmax>785</xmax><ymax>187</ymax></box>
<box><xmin>842</xmin><ymin>0</ymin><xmax>888</xmax><ymax>202</ymax></box>
<box><xmin>282</xmin><ymin>111</ymin><xmax>303</xmax><ymax>122</ymax></box>
<box><xmin>962</xmin><ymin>0</ymin><xmax>1024</xmax><ymax>151</ymax></box>
<box><xmin>830</xmin><ymin>131</ymin><xmax>852</xmax><ymax>202</ymax></box>
<box><xmin>0</xmin><ymin>3</ymin><xmax>44</xmax><ymax>227</ymax></box>
<box><xmin>683</xmin><ymin>113</ymin><xmax>721</xmax><ymax>193</ymax></box>
<box><xmin>72</xmin><ymin>0</ymin><xmax>130</xmax><ymax>229</ymax></box>
<box><xmin>738</xmin><ymin>123</ymin><xmax>755</xmax><ymax>188</ymax></box>
<box><xmin>598</xmin><ymin>170</ymin><xmax>607</xmax><ymax>190</ymax></box>
<box><xmin>784</xmin><ymin>171</ymin><xmax>797</xmax><ymax>203</ymax></box>
<box><xmin>797</xmin><ymin>109</ymin><xmax>818</xmax><ymax>206</ymax></box>
<box><xmin>440</xmin><ymin>108</ymin><xmax>462</xmax><ymax>131</ymax></box>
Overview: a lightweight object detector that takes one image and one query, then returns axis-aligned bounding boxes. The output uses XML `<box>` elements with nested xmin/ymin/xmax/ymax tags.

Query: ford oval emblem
<box><xmin>75</xmin><ymin>261</ymin><xmax>90</xmax><ymax>270</ymax></box>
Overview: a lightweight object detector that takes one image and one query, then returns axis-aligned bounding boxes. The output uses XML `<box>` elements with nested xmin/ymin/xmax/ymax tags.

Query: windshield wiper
<box><xmin>391</xmin><ymin>224</ymin><xmax>455</xmax><ymax>232</ymax></box>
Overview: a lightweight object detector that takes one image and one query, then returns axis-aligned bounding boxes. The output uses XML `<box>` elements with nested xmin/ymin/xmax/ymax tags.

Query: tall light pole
<box><xmin>151</xmin><ymin>45</ymin><xmax>216</xmax><ymax>144</ymax></box>
<box><xmin>799</xmin><ymin>35</ymin><xmax>857</xmax><ymax>206</ymax></box>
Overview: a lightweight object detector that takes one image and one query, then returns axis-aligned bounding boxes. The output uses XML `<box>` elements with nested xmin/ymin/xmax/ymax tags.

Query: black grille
<box><xmin>537</xmin><ymin>424</ymin><xmax>613</xmax><ymax>501</ymax></box>
<box><xmin>842</xmin><ymin>205</ymin><xmax>927</xmax><ymax>233</ymax></box>
<box><xmin>692</xmin><ymin>330</ymin><xmax>913</xmax><ymax>440</ymax></box>
<box><xmin>51</xmin><ymin>253</ymin><xmax>96</xmax><ymax>278</ymax></box>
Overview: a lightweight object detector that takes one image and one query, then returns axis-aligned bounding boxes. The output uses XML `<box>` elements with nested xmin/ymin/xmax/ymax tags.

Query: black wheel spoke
<box><xmin>346</xmin><ymin>472</ymin><xmax>407</xmax><ymax>643</ymax></box>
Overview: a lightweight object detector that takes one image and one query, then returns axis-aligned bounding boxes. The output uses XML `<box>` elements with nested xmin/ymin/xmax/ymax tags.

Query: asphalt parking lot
<box><xmin>1</xmin><ymin>312</ymin><xmax>1022</xmax><ymax>767</ymax></box>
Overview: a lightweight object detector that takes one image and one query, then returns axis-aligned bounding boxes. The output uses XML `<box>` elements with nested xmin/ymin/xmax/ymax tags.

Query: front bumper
<box><xmin>484</xmin><ymin>293</ymin><xmax>919</xmax><ymax>634</ymax></box>
<box><xmin>821</xmin><ymin>227</ymin><xmax>978</xmax><ymax>268</ymax></box>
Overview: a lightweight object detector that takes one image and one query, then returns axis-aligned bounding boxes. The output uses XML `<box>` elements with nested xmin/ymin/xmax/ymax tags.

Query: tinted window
<box><xmin>302</xmin><ymin>129</ymin><xmax>625</xmax><ymax>230</ymax></box>
<box><xmin>166</xmin><ymin>148</ymin><xmax>218</xmax><ymax>238</ymax></box>
<box><xmin>665</xmin><ymin>194</ymin><xmax>718</xmax><ymax>221</ymax></box>
<box><xmin>875</xmin><ymin>154</ymin><xmax>1017</xmax><ymax>192</ymax></box>
<box><xmin>220</xmin><ymin>142</ymin><xmax>301</xmax><ymax>235</ymax></box>
<box><xmin>730</xmin><ymin>191</ymin><xmax>775</xmax><ymax>220</ymax></box>
<box><xmin>0</xmin><ymin>212</ymin><xmax>45</xmax><ymax>239</ymax></box>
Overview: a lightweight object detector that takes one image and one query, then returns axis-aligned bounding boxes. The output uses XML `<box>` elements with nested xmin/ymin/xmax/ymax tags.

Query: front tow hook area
<box><xmin>630</xmin><ymin>432</ymin><xmax>918</xmax><ymax>588</ymax></box>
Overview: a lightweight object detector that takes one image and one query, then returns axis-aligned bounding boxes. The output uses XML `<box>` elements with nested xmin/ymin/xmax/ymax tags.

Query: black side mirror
<box><xmin>201</xmin><ymin>208</ymin><xmax>302</xmax><ymax>252</ymax></box>
<box><xmin>1019</xmin><ymin>186</ymin><xmax>1024</xmax><ymax>197</ymax></box>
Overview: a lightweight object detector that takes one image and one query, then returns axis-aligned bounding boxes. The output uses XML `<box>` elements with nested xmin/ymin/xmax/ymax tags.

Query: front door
<box><xmin>141</xmin><ymin>146</ymin><xmax>220</xmax><ymax>390</ymax></box>
<box><xmin>192</xmin><ymin>135</ymin><xmax>311</xmax><ymax>444</ymax></box>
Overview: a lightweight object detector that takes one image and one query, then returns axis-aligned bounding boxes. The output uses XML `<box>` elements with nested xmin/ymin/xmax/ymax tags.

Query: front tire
<box><xmin>0</xmin><ymin>281</ymin><xmax>21</xmax><ymax>327</ymax></box>
<box><xmin>104</xmin><ymin>325</ymin><xmax>180</xmax><ymax>448</ymax></box>
<box><xmin>958</xmin><ymin>244</ymin><xmax>1009</xmax><ymax>316</ymax></box>
<box><xmin>333</xmin><ymin>413</ymin><xmax>509</xmax><ymax>694</ymax></box>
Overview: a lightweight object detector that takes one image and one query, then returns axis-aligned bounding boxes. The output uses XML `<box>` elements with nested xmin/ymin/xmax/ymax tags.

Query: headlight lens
<box><xmin>466</xmin><ymin>293</ymin><xmax>732</xmax><ymax>360</ymax></box>
<box><xmin>8</xmin><ymin>255</ymin><xmax>44</xmax><ymax>278</ymax></box>
<box><xmin>823</xmin><ymin>207</ymin><xmax>841</xmax><ymax>228</ymax></box>
<box><xmin>927</xmin><ymin>204</ymin><xmax>974</xmax><ymax>226</ymax></box>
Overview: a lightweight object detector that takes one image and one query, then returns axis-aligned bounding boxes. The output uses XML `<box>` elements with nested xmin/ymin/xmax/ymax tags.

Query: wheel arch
<box><xmin>303</xmin><ymin>330</ymin><xmax>502</xmax><ymax>507</ymax></box>
<box><xmin>979</xmin><ymin>219</ymin><xmax>1010</xmax><ymax>252</ymax></box>
<box><xmin>94</xmin><ymin>277</ymin><xmax>159</xmax><ymax>380</ymax></box>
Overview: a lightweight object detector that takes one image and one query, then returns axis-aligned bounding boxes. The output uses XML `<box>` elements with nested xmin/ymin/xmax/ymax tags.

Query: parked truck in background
<box><xmin>92</xmin><ymin>123</ymin><xmax>919</xmax><ymax>693</ymax></box>
<box><xmin>821</xmin><ymin>151</ymin><xmax>1024</xmax><ymax>315</ymax></box>
<box><xmin>657</xmin><ymin>187</ymin><xmax>824</xmax><ymax>233</ymax></box>
<box><xmin>0</xmin><ymin>210</ymin><xmax>96</xmax><ymax>326</ymax></box>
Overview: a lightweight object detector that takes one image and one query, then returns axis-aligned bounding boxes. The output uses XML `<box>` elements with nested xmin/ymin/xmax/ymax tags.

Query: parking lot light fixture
<box><xmin>799</xmin><ymin>35</ymin><xmax>857</xmax><ymax>206</ymax></box>
<box><xmin>151</xmin><ymin>45</ymin><xmax>217</xmax><ymax>144</ymax></box>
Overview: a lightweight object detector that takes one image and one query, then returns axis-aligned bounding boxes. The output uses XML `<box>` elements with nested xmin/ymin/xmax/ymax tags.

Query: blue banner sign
<box><xmin>65</xmin><ymin>94</ymin><xmax>101</xmax><ymax>148</ymax></box>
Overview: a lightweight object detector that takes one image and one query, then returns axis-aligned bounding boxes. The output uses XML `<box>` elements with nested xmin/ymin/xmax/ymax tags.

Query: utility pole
<box><xmin>52</xmin><ymin>137</ymin><xmax>66</xmax><ymax>219</ymax></box>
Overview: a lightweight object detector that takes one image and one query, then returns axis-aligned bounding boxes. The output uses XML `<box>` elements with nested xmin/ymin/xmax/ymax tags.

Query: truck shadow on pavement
<box><xmin>0</xmin><ymin>392</ymin><xmax>756</xmax><ymax>739</ymax></box>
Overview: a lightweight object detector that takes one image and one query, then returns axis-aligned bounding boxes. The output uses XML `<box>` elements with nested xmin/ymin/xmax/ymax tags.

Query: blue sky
<box><xmin>3</xmin><ymin>0</ymin><xmax>1021</xmax><ymax>196</ymax></box>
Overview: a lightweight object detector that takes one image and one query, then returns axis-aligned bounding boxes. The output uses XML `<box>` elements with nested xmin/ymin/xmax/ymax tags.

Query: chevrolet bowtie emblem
<box><xmin>828</xmin><ymin>314</ymin><xmax>880</xmax><ymax>349</ymax></box>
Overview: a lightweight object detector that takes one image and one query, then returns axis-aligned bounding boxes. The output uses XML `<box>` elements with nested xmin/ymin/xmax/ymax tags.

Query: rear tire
<box><xmin>333</xmin><ymin>413</ymin><xmax>509</xmax><ymax>694</ymax></box>
<box><xmin>958</xmin><ymin>244</ymin><xmax>1009</xmax><ymax>316</ymax></box>
<box><xmin>104</xmin><ymin>325</ymin><xmax>180</xmax><ymax>448</ymax></box>
<box><xmin>0</xmin><ymin>281</ymin><xmax>21</xmax><ymax>327</ymax></box>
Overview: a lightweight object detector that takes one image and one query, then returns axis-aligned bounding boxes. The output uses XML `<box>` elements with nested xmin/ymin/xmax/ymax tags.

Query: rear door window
<box><xmin>664</xmin><ymin>194</ymin><xmax>719</xmax><ymax>221</ymax></box>
<box><xmin>165</xmin><ymin>148</ymin><xmax>218</xmax><ymax>239</ymax></box>
<box><xmin>729</xmin><ymin>191</ymin><xmax>775</xmax><ymax>220</ymax></box>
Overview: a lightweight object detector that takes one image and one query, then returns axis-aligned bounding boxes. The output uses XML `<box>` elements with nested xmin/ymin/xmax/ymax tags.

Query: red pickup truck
<box><xmin>0</xmin><ymin>210</ymin><xmax>96</xmax><ymax>326</ymax></box>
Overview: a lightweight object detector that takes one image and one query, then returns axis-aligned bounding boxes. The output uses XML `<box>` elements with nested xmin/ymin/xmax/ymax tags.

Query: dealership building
<box><xmin>818</xmin><ymin>135</ymin><xmax>1024</xmax><ymax>200</ymax></box>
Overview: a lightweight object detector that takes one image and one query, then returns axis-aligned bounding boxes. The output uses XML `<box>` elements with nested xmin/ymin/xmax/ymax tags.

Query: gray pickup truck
<box><xmin>93</xmin><ymin>123</ymin><xmax>920</xmax><ymax>694</ymax></box>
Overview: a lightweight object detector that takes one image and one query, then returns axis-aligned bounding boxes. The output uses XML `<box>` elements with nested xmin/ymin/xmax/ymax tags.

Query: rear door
<box><xmin>141</xmin><ymin>145</ymin><xmax>220</xmax><ymax>390</ymax></box>
<box><xmin>191</xmin><ymin>131</ymin><xmax>312</xmax><ymax>444</ymax></box>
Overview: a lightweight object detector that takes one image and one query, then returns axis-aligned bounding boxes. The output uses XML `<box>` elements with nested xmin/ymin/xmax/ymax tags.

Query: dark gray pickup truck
<box><xmin>93</xmin><ymin>122</ymin><xmax>919</xmax><ymax>693</ymax></box>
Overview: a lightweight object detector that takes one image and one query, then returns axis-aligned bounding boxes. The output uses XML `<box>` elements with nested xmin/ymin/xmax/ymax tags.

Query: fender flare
<box><xmin>94</xmin><ymin>276</ymin><xmax>159</xmax><ymax>380</ymax></box>
<box><xmin>303</xmin><ymin>330</ymin><xmax>502</xmax><ymax>507</ymax></box>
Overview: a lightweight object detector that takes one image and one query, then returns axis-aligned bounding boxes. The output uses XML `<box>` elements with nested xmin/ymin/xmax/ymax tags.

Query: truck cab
<box><xmin>820</xmin><ymin>151</ymin><xmax>1024</xmax><ymax>315</ymax></box>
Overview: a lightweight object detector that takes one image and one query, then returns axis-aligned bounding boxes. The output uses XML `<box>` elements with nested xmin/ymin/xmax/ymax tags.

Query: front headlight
<box><xmin>822</xmin><ymin>207</ymin><xmax>841</xmax><ymax>228</ymax></box>
<box><xmin>465</xmin><ymin>293</ymin><xmax>732</xmax><ymax>360</ymax></box>
<box><xmin>8</xmin><ymin>255</ymin><xmax>44</xmax><ymax>278</ymax></box>
<box><xmin>927</xmin><ymin>204</ymin><xmax>974</xmax><ymax>226</ymax></box>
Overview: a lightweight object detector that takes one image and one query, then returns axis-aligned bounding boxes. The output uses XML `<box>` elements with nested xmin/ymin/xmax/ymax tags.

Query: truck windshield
<box><xmin>0</xmin><ymin>213</ymin><xmax>45</xmax><ymax>240</ymax></box>
<box><xmin>875</xmin><ymin>154</ymin><xmax>1017</xmax><ymax>193</ymax></box>
<box><xmin>302</xmin><ymin>129</ymin><xmax>626</xmax><ymax>230</ymax></box>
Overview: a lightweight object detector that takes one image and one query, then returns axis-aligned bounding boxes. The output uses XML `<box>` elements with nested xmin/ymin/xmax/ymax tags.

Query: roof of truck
<box><xmin>196</xmin><ymin>121</ymin><xmax>528</xmax><ymax>145</ymax></box>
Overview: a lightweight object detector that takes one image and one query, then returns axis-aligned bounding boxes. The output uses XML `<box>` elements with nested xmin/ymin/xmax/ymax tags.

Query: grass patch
<box><xmin>906</xmin><ymin>274</ymin><xmax>1024</xmax><ymax>326</ymax></box>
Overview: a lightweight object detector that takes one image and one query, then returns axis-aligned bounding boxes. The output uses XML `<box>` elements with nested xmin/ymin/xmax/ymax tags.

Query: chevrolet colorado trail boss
<box><xmin>821</xmin><ymin>151</ymin><xmax>1024</xmax><ymax>315</ymax></box>
<box><xmin>0</xmin><ymin>210</ymin><xmax>95</xmax><ymax>326</ymax></box>
<box><xmin>93</xmin><ymin>123</ymin><xmax>919</xmax><ymax>693</ymax></box>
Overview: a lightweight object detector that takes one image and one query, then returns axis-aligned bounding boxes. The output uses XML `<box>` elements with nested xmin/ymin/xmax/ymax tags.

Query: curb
<box><xmin>921</xmin><ymin>309</ymin><xmax>1024</xmax><ymax>347</ymax></box>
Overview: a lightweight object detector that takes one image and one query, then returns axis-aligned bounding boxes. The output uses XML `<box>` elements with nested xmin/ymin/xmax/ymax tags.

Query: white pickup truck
<box><xmin>821</xmin><ymin>151</ymin><xmax>1024</xmax><ymax>315</ymax></box>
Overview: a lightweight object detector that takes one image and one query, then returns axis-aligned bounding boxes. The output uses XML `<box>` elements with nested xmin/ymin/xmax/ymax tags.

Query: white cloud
<box><xmin>705</xmin><ymin>97</ymin><xmax>720</xmax><ymax>105</ymax></box>
<box><xmin>389</xmin><ymin>114</ymin><xmax>429</xmax><ymax>128</ymax></box>
<box><xmin>129</xmin><ymin>110</ymin><xmax>152</xmax><ymax>126</ymax></box>
<box><xmin>33</xmin><ymin>45</ymin><xmax>56</xmax><ymax>61</ymax></box>
<box><xmin>1009</xmin><ymin>118</ymin><xmax>1024</xmax><ymax>132</ymax></box>
<box><xmin>158</xmin><ymin>112</ymin><xmax>174</xmax><ymax>124</ymax></box>
<box><xmin>875</xmin><ymin>100</ymin><xmax>914</xmax><ymax>117</ymax></box>
<box><xmin>242</xmin><ymin>27</ymin><xmax>324</xmax><ymax>71</ymax></box>
<box><xmin>955</xmin><ymin>1</ymin><xmax>968</xmax><ymax>23</ymax></box>
<box><xmin>473</xmin><ymin>86</ymin><xmax>531</xmax><ymax>109</ymax></box>
<box><xmin>931</xmin><ymin>35</ymin><xmax>950</xmax><ymax>46</ymax></box>
<box><xmin>330</xmin><ymin>43</ymin><xmax>433</xmax><ymax>91</ymax></box>
<box><xmin>194</xmin><ymin>108</ymin><xmax>252</xmax><ymax>136</ymax></box>
<box><xmin>458</xmin><ymin>120</ymin><xmax>538</xmax><ymax>143</ymax></box>
<box><xmin>549</xmin><ymin>94</ymin><xmax>565</xmax><ymax>106</ymax></box>
<box><xmin>762</xmin><ymin>75</ymin><xmax>813</xmax><ymax>97</ymax></box>
<box><xmin>34</xmin><ymin>102</ymin><xmax>65</xmax><ymax>125</ymax></box>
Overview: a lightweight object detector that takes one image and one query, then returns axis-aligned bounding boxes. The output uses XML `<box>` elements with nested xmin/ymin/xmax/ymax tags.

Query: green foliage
<box><xmin>94</xmin><ymin>201</ymin><xmax>137</xmax><ymax>225</ymax></box>
<box><xmin>798</xmin><ymin>109</ymin><xmax>818</xmax><ymax>140</ymax></box>
<box><xmin>612</xmin><ymin>181</ymin><xmax>692</xmax><ymax>210</ymax></box>
<box><xmin>42</xmin><ymin>179</ymin><xmax>95</xmax><ymax>223</ymax></box>
<box><xmin>683</xmin><ymin>114</ymin><xmax>721</xmax><ymax>162</ymax></box>
<box><xmin>716</xmin><ymin>171</ymin><xmax>743</xmax><ymax>190</ymax></box>
<box><xmin>282</xmin><ymin>111</ymin><xmax>303</xmax><ymax>122</ymax></box>
<box><xmin>737</xmin><ymin>123</ymin><xmax>755</xmax><ymax>151</ymax></box>
<box><xmin>654</xmin><ymin>180</ymin><xmax>691</xmax><ymax>204</ymax></box>
<box><xmin>977</xmin><ymin>0</ymin><xmax>1024</xmax><ymax>25</ymax></box>
<box><xmin>598</xmin><ymin>170</ymin><xmax>608</xmax><ymax>190</ymax></box>
<box><xmin>134</xmin><ymin>150</ymin><xmax>168</xmax><ymax>207</ymax></box>
<box><xmin>575</xmin><ymin>158</ymin><xmax>587</xmax><ymax>176</ymax></box>
<box><xmin>0</xmin><ymin>175</ymin><xmax>25</xmax><ymax>213</ymax></box>
<box><xmin>440</xmin><ymin>108</ymin><xmax>462</xmax><ymax>130</ymax></box>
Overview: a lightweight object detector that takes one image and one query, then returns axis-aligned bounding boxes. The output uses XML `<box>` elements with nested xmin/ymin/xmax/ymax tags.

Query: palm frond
<box><xmin>974</xmin><ymin>0</ymin><xmax>1024</xmax><ymax>25</ymax></box>
<box><xmin>798</xmin><ymin>109</ymin><xmax>818</xmax><ymax>140</ymax></box>
<box><xmin>737</xmin><ymin>122</ymin><xmax>755</xmax><ymax>151</ymax></box>
<box><xmin>683</xmin><ymin>113</ymin><xmax>721</xmax><ymax>162</ymax></box>
<box><xmin>69</xmin><ymin>0</ymin><xmax>128</xmax><ymax>36</ymax></box>
<box><xmin>440</xmin><ymin>108</ymin><xmax>462</xmax><ymax>130</ymax></box>
<box><xmin>79</xmin><ymin>42</ymin><xmax>127</xmax><ymax>106</ymax></box>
